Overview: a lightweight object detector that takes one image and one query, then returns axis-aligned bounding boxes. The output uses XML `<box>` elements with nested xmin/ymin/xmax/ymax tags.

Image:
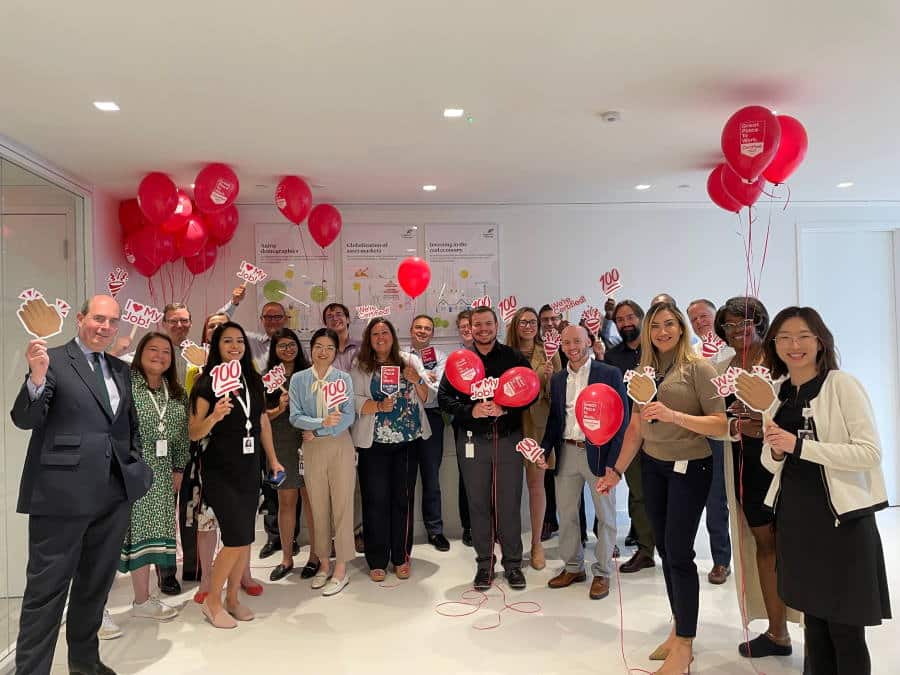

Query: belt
<box><xmin>564</xmin><ymin>439</ymin><xmax>586</xmax><ymax>449</ymax></box>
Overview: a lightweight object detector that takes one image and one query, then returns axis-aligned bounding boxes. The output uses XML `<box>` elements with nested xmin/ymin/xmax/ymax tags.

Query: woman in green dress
<box><xmin>119</xmin><ymin>332</ymin><xmax>189</xmax><ymax>621</ymax></box>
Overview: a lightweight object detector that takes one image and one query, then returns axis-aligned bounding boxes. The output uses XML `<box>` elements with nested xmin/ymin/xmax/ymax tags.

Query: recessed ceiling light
<box><xmin>93</xmin><ymin>101</ymin><xmax>120</xmax><ymax>112</ymax></box>
<box><xmin>836</xmin><ymin>181</ymin><xmax>854</xmax><ymax>188</ymax></box>
<box><xmin>443</xmin><ymin>108</ymin><xmax>464</xmax><ymax>118</ymax></box>
<box><xmin>634</xmin><ymin>184</ymin><xmax>652</xmax><ymax>190</ymax></box>
<box><xmin>422</xmin><ymin>184</ymin><xmax>437</xmax><ymax>192</ymax></box>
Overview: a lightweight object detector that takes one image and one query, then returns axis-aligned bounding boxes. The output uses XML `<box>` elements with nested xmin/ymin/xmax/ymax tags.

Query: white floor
<box><xmin>42</xmin><ymin>508</ymin><xmax>898</xmax><ymax>674</ymax></box>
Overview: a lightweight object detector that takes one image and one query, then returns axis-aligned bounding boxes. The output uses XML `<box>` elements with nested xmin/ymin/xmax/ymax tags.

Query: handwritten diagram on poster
<box><xmin>342</xmin><ymin>224</ymin><xmax>419</xmax><ymax>340</ymax></box>
<box><xmin>425</xmin><ymin>224</ymin><xmax>500</xmax><ymax>338</ymax></box>
<box><xmin>255</xmin><ymin>223</ymin><xmax>337</xmax><ymax>339</ymax></box>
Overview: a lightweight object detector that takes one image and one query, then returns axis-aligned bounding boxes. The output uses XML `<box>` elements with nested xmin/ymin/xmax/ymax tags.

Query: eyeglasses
<box><xmin>90</xmin><ymin>315</ymin><xmax>120</xmax><ymax>327</ymax></box>
<box><xmin>276</xmin><ymin>343</ymin><xmax>298</xmax><ymax>351</ymax></box>
<box><xmin>262</xmin><ymin>314</ymin><xmax>285</xmax><ymax>321</ymax></box>
<box><xmin>722</xmin><ymin>319</ymin><xmax>756</xmax><ymax>333</ymax></box>
<box><xmin>774</xmin><ymin>334</ymin><xmax>818</xmax><ymax>346</ymax></box>
<box><xmin>165</xmin><ymin>318</ymin><xmax>191</xmax><ymax>326</ymax></box>
<box><xmin>518</xmin><ymin>319</ymin><xmax>538</xmax><ymax>327</ymax></box>
<box><xmin>312</xmin><ymin>344</ymin><xmax>336</xmax><ymax>352</ymax></box>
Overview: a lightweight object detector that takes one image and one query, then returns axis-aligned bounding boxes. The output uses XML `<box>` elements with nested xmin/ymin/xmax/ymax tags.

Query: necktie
<box><xmin>92</xmin><ymin>352</ymin><xmax>112</xmax><ymax>414</ymax></box>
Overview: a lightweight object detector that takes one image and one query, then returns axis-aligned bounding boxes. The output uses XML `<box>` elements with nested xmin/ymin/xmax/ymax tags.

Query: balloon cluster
<box><xmin>274</xmin><ymin>176</ymin><xmax>343</xmax><ymax>248</ymax></box>
<box><xmin>120</xmin><ymin>164</ymin><xmax>241</xmax><ymax>277</ymax></box>
<box><xmin>708</xmin><ymin>106</ymin><xmax>808</xmax><ymax>212</ymax></box>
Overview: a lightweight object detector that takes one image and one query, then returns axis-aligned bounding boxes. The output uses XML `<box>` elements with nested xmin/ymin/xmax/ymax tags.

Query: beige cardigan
<box><xmin>521</xmin><ymin>346</ymin><xmax>561</xmax><ymax>445</ymax></box>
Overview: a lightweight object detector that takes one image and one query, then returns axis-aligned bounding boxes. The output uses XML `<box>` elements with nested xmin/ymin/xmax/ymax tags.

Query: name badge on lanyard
<box><xmin>233</xmin><ymin>379</ymin><xmax>255</xmax><ymax>454</ymax></box>
<box><xmin>148</xmin><ymin>382</ymin><xmax>169</xmax><ymax>456</ymax></box>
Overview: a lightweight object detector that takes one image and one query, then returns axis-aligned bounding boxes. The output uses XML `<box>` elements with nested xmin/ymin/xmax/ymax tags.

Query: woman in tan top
<box><xmin>507</xmin><ymin>306</ymin><xmax>561</xmax><ymax>570</ymax></box>
<box><xmin>598</xmin><ymin>301</ymin><xmax>726</xmax><ymax>675</ymax></box>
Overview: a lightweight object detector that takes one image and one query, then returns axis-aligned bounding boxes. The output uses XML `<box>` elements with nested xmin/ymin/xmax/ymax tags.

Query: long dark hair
<box><xmin>191</xmin><ymin>321</ymin><xmax>263</xmax><ymax>411</ymax></box>
<box><xmin>266</xmin><ymin>328</ymin><xmax>310</xmax><ymax>375</ymax></box>
<box><xmin>506</xmin><ymin>306</ymin><xmax>542</xmax><ymax>353</ymax></box>
<box><xmin>763</xmin><ymin>306</ymin><xmax>839</xmax><ymax>379</ymax></box>
<box><xmin>132</xmin><ymin>332</ymin><xmax>185</xmax><ymax>401</ymax></box>
<box><xmin>356</xmin><ymin>318</ymin><xmax>403</xmax><ymax>374</ymax></box>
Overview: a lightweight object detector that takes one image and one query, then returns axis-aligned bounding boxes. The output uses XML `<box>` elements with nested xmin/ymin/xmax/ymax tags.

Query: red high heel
<box><xmin>241</xmin><ymin>579</ymin><xmax>264</xmax><ymax>596</ymax></box>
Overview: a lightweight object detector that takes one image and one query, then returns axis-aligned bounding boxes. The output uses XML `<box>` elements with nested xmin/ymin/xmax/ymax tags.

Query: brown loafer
<box><xmin>619</xmin><ymin>549</ymin><xmax>655</xmax><ymax>573</ymax></box>
<box><xmin>708</xmin><ymin>564</ymin><xmax>731</xmax><ymax>585</ymax></box>
<box><xmin>547</xmin><ymin>570</ymin><xmax>587</xmax><ymax>588</ymax></box>
<box><xmin>589</xmin><ymin>575</ymin><xmax>609</xmax><ymax>600</ymax></box>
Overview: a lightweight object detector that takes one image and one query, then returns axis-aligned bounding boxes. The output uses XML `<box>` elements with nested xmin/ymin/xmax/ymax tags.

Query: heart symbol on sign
<box><xmin>132</xmin><ymin>303</ymin><xmax>144</xmax><ymax>313</ymax></box>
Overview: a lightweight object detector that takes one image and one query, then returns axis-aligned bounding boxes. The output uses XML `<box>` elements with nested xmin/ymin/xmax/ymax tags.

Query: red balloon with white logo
<box><xmin>176</xmin><ymin>215</ymin><xmax>209</xmax><ymax>258</ymax></box>
<box><xmin>707</xmin><ymin>165</ymin><xmax>742</xmax><ymax>213</ymax></box>
<box><xmin>308</xmin><ymin>203</ymin><xmax>342</xmax><ymax>248</ymax></box>
<box><xmin>575</xmin><ymin>383</ymin><xmax>625</xmax><ymax>446</ymax></box>
<box><xmin>274</xmin><ymin>176</ymin><xmax>313</xmax><ymax>225</ymax></box>
<box><xmin>160</xmin><ymin>190</ymin><xmax>193</xmax><ymax>235</ymax></box>
<box><xmin>445</xmin><ymin>349</ymin><xmax>486</xmax><ymax>395</ymax></box>
<box><xmin>762</xmin><ymin>115</ymin><xmax>808</xmax><ymax>185</ymax></box>
<box><xmin>184</xmin><ymin>241</ymin><xmax>218</xmax><ymax>275</ymax></box>
<box><xmin>720</xmin><ymin>164</ymin><xmax>765</xmax><ymax>206</ymax></box>
<box><xmin>125</xmin><ymin>225</ymin><xmax>163</xmax><ymax>277</ymax></box>
<box><xmin>397</xmin><ymin>256</ymin><xmax>431</xmax><ymax>298</ymax></box>
<box><xmin>137</xmin><ymin>172</ymin><xmax>178</xmax><ymax>226</ymax></box>
<box><xmin>493</xmin><ymin>366</ymin><xmax>540</xmax><ymax>408</ymax></box>
<box><xmin>721</xmin><ymin>106</ymin><xmax>782</xmax><ymax>182</ymax></box>
<box><xmin>194</xmin><ymin>163</ymin><xmax>239</xmax><ymax>214</ymax></box>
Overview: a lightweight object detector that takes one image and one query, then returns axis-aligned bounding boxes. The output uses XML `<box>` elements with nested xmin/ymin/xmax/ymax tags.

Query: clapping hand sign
<box><xmin>17</xmin><ymin>290</ymin><xmax>68</xmax><ymax>339</ymax></box>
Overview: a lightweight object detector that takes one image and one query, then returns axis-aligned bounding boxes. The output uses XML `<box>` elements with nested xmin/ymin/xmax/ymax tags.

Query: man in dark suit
<box><xmin>10</xmin><ymin>294</ymin><xmax>151</xmax><ymax>675</ymax></box>
<box><xmin>540</xmin><ymin>325</ymin><xmax>629</xmax><ymax>600</ymax></box>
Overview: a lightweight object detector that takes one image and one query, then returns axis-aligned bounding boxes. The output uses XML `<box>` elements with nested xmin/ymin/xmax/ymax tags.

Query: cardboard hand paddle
<box><xmin>625</xmin><ymin>371</ymin><xmax>657</xmax><ymax>405</ymax></box>
<box><xmin>181</xmin><ymin>341</ymin><xmax>209</xmax><ymax>367</ymax></box>
<box><xmin>735</xmin><ymin>370</ymin><xmax>777</xmax><ymax>415</ymax></box>
<box><xmin>17</xmin><ymin>295</ymin><xmax>65</xmax><ymax>339</ymax></box>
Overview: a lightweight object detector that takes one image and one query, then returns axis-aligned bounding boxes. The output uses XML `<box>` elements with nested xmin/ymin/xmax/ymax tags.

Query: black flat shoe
<box><xmin>292</xmin><ymin>540</ymin><xmax>300</xmax><ymax>556</ymax></box>
<box><xmin>624</xmin><ymin>526</ymin><xmax>638</xmax><ymax>547</ymax></box>
<box><xmin>738</xmin><ymin>633</ymin><xmax>793</xmax><ymax>658</ymax></box>
<box><xmin>462</xmin><ymin>529</ymin><xmax>473</xmax><ymax>547</ymax></box>
<box><xmin>259</xmin><ymin>539</ymin><xmax>281</xmax><ymax>559</ymax></box>
<box><xmin>269</xmin><ymin>563</ymin><xmax>294</xmax><ymax>581</ymax></box>
<box><xmin>428</xmin><ymin>533</ymin><xmax>450</xmax><ymax>552</ymax></box>
<box><xmin>299</xmin><ymin>559</ymin><xmax>321</xmax><ymax>579</ymax></box>
<box><xmin>473</xmin><ymin>568</ymin><xmax>494</xmax><ymax>591</ymax></box>
<box><xmin>505</xmin><ymin>567</ymin><xmax>527</xmax><ymax>590</ymax></box>
<box><xmin>156</xmin><ymin>566</ymin><xmax>181</xmax><ymax>596</ymax></box>
<box><xmin>69</xmin><ymin>660</ymin><xmax>117</xmax><ymax>675</ymax></box>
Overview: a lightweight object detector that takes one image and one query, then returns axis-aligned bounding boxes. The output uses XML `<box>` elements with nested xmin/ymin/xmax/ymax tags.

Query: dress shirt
<box><xmin>563</xmin><ymin>358</ymin><xmax>591</xmax><ymax>441</ymax></box>
<box><xmin>79</xmin><ymin>337</ymin><xmax>121</xmax><ymax>413</ymax></box>
<box><xmin>333</xmin><ymin>339</ymin><xmax>360</xmax><ymax>374</ymax></box>
<box><xmin>409</xmin><ymin>344</ymin><xmax>447</xmax><ymax>409</ymax></box>
<box><xmin>605</xmin><ymin>340</ymin><xmax>640</xmax><ymax>375</ymax></box>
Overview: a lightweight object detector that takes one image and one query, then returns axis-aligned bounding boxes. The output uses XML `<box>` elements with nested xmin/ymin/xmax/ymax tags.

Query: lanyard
<box><xmin>147</xmin><ymin>380</ymin><xmax>169</xmax><ymax>434</ymax></box>
<box><xmin>232</xmin><ymin>378</ymin><xmax>253</xmax><ymax>436</ymax></box>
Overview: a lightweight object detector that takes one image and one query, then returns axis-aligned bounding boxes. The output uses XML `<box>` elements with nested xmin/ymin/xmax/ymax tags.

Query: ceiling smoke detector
<box><xmin>598</xmin><ymin>110</ymin><xmax>621</xmax><ymax>123</ymax></box>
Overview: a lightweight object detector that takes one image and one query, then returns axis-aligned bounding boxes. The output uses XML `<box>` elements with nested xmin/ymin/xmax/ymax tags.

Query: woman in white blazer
<box><xmin>758</xmin><ymin>306</ymin><xmax>890</xmax><ymax>675</ymax></box>
<box><xmin>350</xmin><ymin>318</ymin><xmax>433</xmax><ymax>581</ymax></box>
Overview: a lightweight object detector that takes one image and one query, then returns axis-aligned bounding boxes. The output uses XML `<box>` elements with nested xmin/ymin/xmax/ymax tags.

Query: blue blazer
<box><xmin>541</xmin><ymin>360</ymin><xmax>629</xmax><ymax>477</ymax></box>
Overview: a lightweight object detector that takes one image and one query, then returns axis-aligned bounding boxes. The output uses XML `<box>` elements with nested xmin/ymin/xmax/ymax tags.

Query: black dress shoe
<box><xmin>462</xmin><ymin>529</ymin><xmax>473</xmax><ymax>547</ymax></box>
<box><xmin>299</xmin><ymin>559</ymin><xmax>321</xmax><ymax>579</ymax></box>
<box><xmin>428</xmin><ymin>533</ymin><xmax>450</xmax><ymax>552</ymax></box>
<box><xmin>69</xmin><ymin>660</ymin><xmax>117</xmax><ymax>675</ymax></box>
<box><xmin>505</xmin><ymin>567</ymin><xmax>527</xmax><ymax>590</ymax></box>
<box><xmin>259</xmin><ymin>539</ymin><xmax>281</xmax><ymax>559</ymax></box>
<box><xmin>269</xmin><ymin>563</ymin><xmax>294</xmax><ymax>581</ymax></box>
<box><xmin>473</xmin><ymin>568</ymin><xmax>494</xmax><ymax>591</ymax></box>
<box><xmin>619</xmin><ymin>549</ymin><xmax>656</xmax><ymax>573</ymax></box>
<box><xmin>540</xmin><ymin>521</ymin><xmax>558</xmax><ymax>542</ymax></box>
<box><xmin>155</xmin><ymin>566</ymin><xmax>181</xmax><ymax>596</ymax></box>
<box><xmin>624</xmin><ymin>525</ymin><xmax>638</xmax><ymax>547</ymax></box>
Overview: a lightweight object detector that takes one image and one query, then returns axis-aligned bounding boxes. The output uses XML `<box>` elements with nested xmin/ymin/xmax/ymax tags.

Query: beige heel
<box><xmin>530</xmin><ymin>545</ymin><xmax>546</xmax><ymax>570</ymax></box>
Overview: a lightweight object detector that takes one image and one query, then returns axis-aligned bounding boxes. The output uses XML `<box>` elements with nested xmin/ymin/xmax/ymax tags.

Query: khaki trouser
<box><xmin>303</xmin><ymin>430</ymin><xmax>357</xmax><ymax>564</ymax></box>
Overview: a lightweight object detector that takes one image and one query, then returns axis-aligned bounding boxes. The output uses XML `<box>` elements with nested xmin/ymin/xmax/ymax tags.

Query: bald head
<box><xmin>77</xmin><ymin>294</ymin><xmax>121</xmax><ymax>352</ymax></box>
<box><xmin>560</xmin><ymin>324</ymin><xmax>591</xmax><ymax>368</ymax></box>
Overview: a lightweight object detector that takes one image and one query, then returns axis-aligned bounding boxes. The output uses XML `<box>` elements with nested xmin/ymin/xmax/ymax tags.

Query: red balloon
<box><xmin>125</xmin><ymin>226</ymin><xmax>163</xmax><ymax>277</ymax></box>
<box><xmin>137</xmin><ymin>172</ymin><xmax>178</xmax><ymax>225</ymax></box>
<box><xmin>397</xmin><ymin>256</ymin><xmax>431</xmax><ymax>298</ymax></box>
<box><xmin>762</xmin><ymin>115</ymin><xmax>808</xmax><ymax>184</ymax></box>
<box><xmin>176</xmin><ymin>215</ymin><xmax>209</xmax><ymax>258</ymax></box>
<box><xmin>206</xmin><ymin>204</ymin><xmax>239</xmax><ymax>245</ymax></box>
<box><xmin>184</xmin><ymin>241</ymin><xmax>218</xmax><ymax>275</ymax></box>
<box><xmin>721</xmin><ymin>106</ymin><xmax>782</xmax><ymax>182</ymax></box>
<box><xmin>575</xmin><ymin>383</ymin><xmax>625</xmax><ymax>446</ymax></box>
<box><xmin>119</xmin><ymin>198</ymin><xmax>148</xmax><ymax>237</ymax></box>
<box><xmin>274</xmin><ymin>176</ymin><xmax>313</xmax><ymax>224</ymax></box>
<box><xmin>160</xmin><ymin>190</ymin><xmax>193</xmax><ymax>235</ymax></box>
<box><xmin>721</xmin><ymin>164</ymin><xmax>765</xmax><ymax>206</ymax></box>
<box><xmin>493</xmin><ymin>367</ymin><xmax>540</xmax><ymax>408</ymax></box>
<box><xmin>445</xmin><ymin>349</ymin><xmax>486</xmax><ymax>395</ymax></box>
<box><xmin>308</xmin><ymin>203</ymin><xmax>342</xmax><ymax>248</ymax></box>
<box><xmin>194</xmin><ymin>163</ymin><xmax>239</xmax><ymax>214</ymax></box>
<box><xmin>156</xmin><ymin>231</ymin><xmax>177</xmax><ymax>264</ymax></box>
<box><xmin>707</xmin><ymin>165</ymin><xmax>742</xmax><ymax>213</ymax></box>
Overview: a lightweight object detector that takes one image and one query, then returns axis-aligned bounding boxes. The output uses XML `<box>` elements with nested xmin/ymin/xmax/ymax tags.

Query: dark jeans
<box><xmin>456</xmin><ymin>429</ymin><xmax>523</xmax><ymax>571</ymax></box>
<box><xmin>418</xmin><ymin>409</ymin><xmax>445</xmax><ymax>535</ymax></box>
<box><xmin>453</xmin><ymin>421</ymin><xmax>471</xmax><ymax>531</ymax></box>
<box><xmin>625</xmin><ymin>452</ymin><xmax>655</xmax><ymax>555</ymax></box>
<box><xmin>705</xmin><ymin>439</ymin><xmax>731</xmax><ymax>567</ymax></box>
<box><xmin>805</xmin><ymin>614</ymin><xmax>871</xmax><ymax>675</ymax></box>
<box><xmin>543</xmin><ymin>469</ymin><xmax>558</xmax><ymax>529</ymax></box>
<box><xmin>358</xmin><ymin>440</ymin><xmax>418</xmax><ymax>569</ymax></box>
<box><xmin>642</xmin><ymin>453</ymin><xmax>713</xmax><ymax>638</ymax></box>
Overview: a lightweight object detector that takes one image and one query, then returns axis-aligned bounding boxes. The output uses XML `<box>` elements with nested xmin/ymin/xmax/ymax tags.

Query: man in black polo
<box><xmin>604</xmin><ymin>299</ymin><xmax>656</xmax><ymax>573</ymax></box>
<box><xmin>438</xmin><ymin>307</ymin><xmax>534</xmax><ymax>590</ymax></box>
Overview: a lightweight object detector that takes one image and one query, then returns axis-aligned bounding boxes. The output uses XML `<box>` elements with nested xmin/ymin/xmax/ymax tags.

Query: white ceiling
<box><xmin>2</xmin><ymin>1</ymin><xmax>899</xmax><ymax>204</ymax></box>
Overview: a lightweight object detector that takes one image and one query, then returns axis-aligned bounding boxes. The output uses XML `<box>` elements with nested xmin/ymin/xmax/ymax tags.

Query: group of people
<box><xmin>10</xmin><ymin>287</ymin><xmax>891</xmax><ymax>675</ymax></box>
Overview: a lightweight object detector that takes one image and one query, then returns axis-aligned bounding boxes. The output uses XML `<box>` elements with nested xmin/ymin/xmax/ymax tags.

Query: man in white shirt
<box><xmin>539</xmin><ymin>325</ymin><xmax>629</xmax><ymax>600</ymax></box>
<box><xmin>408</xmin><ymin>315</ymin><xmax>450</xmax><ymax>551</ymax></box>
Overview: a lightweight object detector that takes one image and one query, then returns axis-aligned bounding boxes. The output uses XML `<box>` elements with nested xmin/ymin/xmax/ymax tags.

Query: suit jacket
<box><xmin>541</xmin><ymin>359</ymin><xmax>629</xmax><ymax>477</ymax></box>
<box><xmin>10</xmin><ymin>339</ymin><xmax>152</xmax><ymax>516</ymax></box>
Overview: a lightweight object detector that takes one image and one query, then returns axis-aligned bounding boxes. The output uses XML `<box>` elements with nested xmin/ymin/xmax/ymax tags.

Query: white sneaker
<box><xmin>98</xmin><ymin>609</ymin><xmax>123</xmax><ymax>640</ymax></box>
<box><xmin>132</xmin><ymin>597</ymin><xmax>179</xmax><ymax>621</ymax></box>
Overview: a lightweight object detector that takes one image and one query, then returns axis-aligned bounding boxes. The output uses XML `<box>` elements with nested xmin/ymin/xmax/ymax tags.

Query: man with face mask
<box><xmin>604</xmin><ymin>300</ymin><xmax>656</xmax><ymax>573</ymax></box>
<box><xmin>539</xmin><ymin>325</ymin><xmax>629</xmax><ymax>600</ymax></box>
